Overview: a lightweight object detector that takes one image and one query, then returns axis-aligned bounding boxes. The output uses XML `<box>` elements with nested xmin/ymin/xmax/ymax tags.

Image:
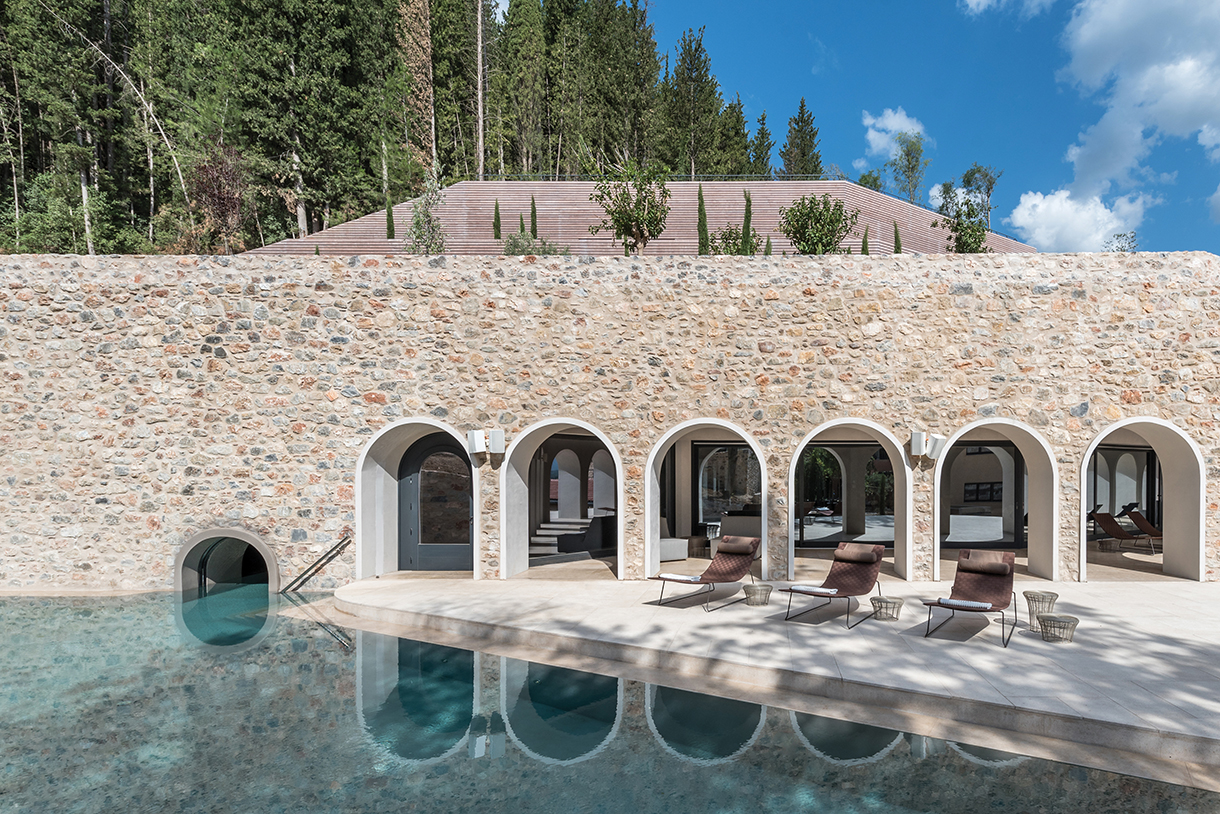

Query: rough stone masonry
<box><xmin>1</xmin><ymin>251</ymin><xmax>1217</xmax><ymax>590</ymax></box>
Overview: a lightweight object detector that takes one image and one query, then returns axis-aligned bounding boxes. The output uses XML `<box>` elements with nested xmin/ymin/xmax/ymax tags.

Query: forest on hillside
<box><xmin>0</xmin><ymin>0</ymin><xmax>831</xmax><ymax>255</ymax></box>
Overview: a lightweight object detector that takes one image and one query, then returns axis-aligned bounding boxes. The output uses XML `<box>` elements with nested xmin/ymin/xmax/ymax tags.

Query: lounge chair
<box><xmin>780</xmin><ymin>543</ymin><xmax>885</xmax><ymax>628</ymax></box>
<box><xmin>1124</xmin><ymin>509</ymin><xmax>1164</xmax><ymax>541</ymax></box>
<box><xmin>1091</xmin><ymin>511</ymin><xmax>1160</xmax><ymax>554</ymax></box>
<box><xmin>923</xmin><ymin>549</ymin><xmax>1016</xmax><ymax>647</ymax></box>
<box><xmin>650</xmin><ymin>536</ymin><xmax>760</xmax><ymax>612</ymax></box>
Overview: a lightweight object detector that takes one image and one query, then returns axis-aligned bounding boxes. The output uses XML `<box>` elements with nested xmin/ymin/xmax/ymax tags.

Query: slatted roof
<box><xmin>246</xmin><ymin>181</ymin><xmax>1036</xmax><ymax>256</ymax></box>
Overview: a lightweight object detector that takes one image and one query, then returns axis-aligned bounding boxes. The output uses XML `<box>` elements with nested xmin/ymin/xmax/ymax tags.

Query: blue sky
<box><xmin>647</xmin><ymin>0</ymin><xmax>1220</xmax><ymax>253</ymax></box>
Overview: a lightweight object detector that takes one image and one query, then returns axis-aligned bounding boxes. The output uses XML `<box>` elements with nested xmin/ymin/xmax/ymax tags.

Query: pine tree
<box><xmin>893</xmin><ymin>221</ymin><xmax>902</xmax><ymax>254</ymax></box>
<box><xmin>748</xmin><ymin>112</ymin><xmax>774</xmax><ymax>178</ymax></box>
<box><xmin>712</xmin><ymin>95</ymin><xmax>750</xmax><ymax>176</ymax></box>
<box><xmin>530</xmin><ymin>194</ymin><xmax>537</xmax><ymax>237</ymax></box>
<box><xmin>777</xmin><ymin>98</ymin><xmax>822</xmax><ymax>179</ymax></box>
<box><xmin>697</xmin><ymin>184</ymin><xmax>709</xmax><ymax>255</ymax></box>
<box><xmin>659</xmin><ymin>27</ymin><xmax>720</xmax><ymax>179</ymax></box>
<box><xmin>504</xmin><ymin>0</ymin><xmax>546</xmax><ymax>173</ymax></box>
<box><xmin>740</xmin><ymin>190</ymin><xmax>753</xmax><ymax>255</ymax></box>
<box><xmin>861</xmin><ymin>225</ymin><xmax>869</xmax><ymax>255</ymax></box>
<box><xmin>493</xmin><ymin>198</ymin><xmax>501</xmax><ymax>239</ymax></box>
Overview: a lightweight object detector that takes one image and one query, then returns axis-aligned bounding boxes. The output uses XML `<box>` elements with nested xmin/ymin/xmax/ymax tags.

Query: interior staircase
<box><xmin>529</xmin><ymin>518</ymin><xmax>593</xmax><ymax>557</ymax></box>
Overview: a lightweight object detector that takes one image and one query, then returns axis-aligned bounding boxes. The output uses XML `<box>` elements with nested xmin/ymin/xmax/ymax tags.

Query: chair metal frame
<box><xmin>784</xmin><ymin>582</ymin><xmax>883</xmax><ymax>629</ymax></box>
<box><xmin>924</xmin><ymin>591</ymin><xmax>1017</xmax><ymax>647</ymax></box>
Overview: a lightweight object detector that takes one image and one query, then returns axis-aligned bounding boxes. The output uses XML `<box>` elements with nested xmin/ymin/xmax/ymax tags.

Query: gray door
<box><xmin>399</xmin><ymin>434</ymin><xmax>474</xmax><ymax>570</ymax></box>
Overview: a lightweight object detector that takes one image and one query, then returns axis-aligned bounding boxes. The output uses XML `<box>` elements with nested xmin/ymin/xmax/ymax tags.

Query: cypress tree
<box><xmin>697</xmin><ymin>184</ymin><xmax>709</xmax><ymax>254</ymax></box>
<box><xmin>893</xmin><ymin>221</ymin><xmax>902</xmax><ymax>254</ymax></box>
<box><xmin>493</xmin><ymin>199</ymin><xmax>502</xmax><ymax>239</ymax></box>
<box><xmin>386</xmin><ymin>195</ymin><xmax>395</xmax><ymax>240</ymax></box>
<box><xmin>861</xmin><ymin>225</ymin><xmax>869</xmax><ymax>255</ymax></box>
<box><xmin>740</xmin><ymin>190</ymin><xmax>753</xmax><ymax>255</ymax></box>
<box><xmin>530</xmin><ymin>195</ymin><xmax>537</xmax><ymax>237</ymax></box>
<box><xmin>519</xmin><ymin>213</ymin><xmax>526</xmax><ymax>233</ymax></box>
<box><xmin>764</xmin><ymin>236</ymin><xmax>772</xmax><ymax>256</ymax></box>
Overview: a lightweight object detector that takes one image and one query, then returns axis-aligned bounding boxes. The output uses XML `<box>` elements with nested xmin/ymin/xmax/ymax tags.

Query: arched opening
<box><xmin>357</xmin><ymin>631</ymin><xmax>476</xmax><ymax>764</ymax></box>
<box><xmin>174</xmin><ymin>527</ymin><xmax>278</xmax><ymax>648</ymax></box>
<box><xmin>933</xmin><ymin>420</ymin><xmax>1058</xmax><ymax>581</ymax></box>
<box><xmin>502</xmin><ymin>419</ymin><xmax>624</xmax><ymax>579</ymax></box>
<box><xmin>645</xmin><ymin>684</ymin><xmax>765</xmax><ymax>765</ymax></box>
<box><xmin>355</xmin><ymin>418</ymin><xmax>481</xmax><ymax>579</ymax></box>
<box><xmin>789</xmin><ymin>711</ymin><xmax>903</xmax><ymax>766</ymax></box>
<box><xmin>501</xmin><ymin>658</ymin><xmax>621</xmax><ymax>764</ymax></box>
<box><xmin>398</xmin><ymin>433</ymin><xmax>474</xmax><ymax>571</ymax></box>
<box><xmin>788</xmin><ymin>419</ymin><xmax>913</xmax><ymax>581</ymax></box>
<box><xmin>589</xmin><ymin>449</ymin><xmax>616</xmax><ymax>518</ymax></box>
<box><xmin>1081</xmin><ymin>419</ymin><xmax>1203</xmax><ymax>581</ymax></box>
<box><xmin>645</xmin><ymin>419</ymin><xmax>769</xmax><ymax>579</ymax></box>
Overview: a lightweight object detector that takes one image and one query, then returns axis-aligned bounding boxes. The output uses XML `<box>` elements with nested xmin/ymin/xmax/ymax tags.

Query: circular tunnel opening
<box><xmin>176</xmin><ymin>530</ymin><xmax>278</xmax><ymax>648</ymax></box>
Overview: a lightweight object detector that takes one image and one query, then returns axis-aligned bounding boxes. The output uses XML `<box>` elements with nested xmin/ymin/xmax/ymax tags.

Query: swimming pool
<box><xmin>2</xmin><ymin>591</ymin><xmax>1215</xmax><ymax>813</ymax></box>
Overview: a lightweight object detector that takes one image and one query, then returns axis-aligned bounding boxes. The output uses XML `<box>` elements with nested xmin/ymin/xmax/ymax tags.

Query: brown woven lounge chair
<box><xmin>650</xmin><ymin>535</ymin><xmax>760</xmax><ymax>612</ymax></box>
<box><xmin>780</xmin><ymin>543</ymin><xmax>885</xmax><ymax>628</ymax></box>
<box><xmin>923</xmin><ymin>549</ymin><xmax>1017</xmax><ymax>647</ymax></box>
<box><xmin>1125</xmin><ymin>510</ymin><xmax>1164</xmax><ymax>542</ymax></box>
<box><xmin>1091</xmin><ymin>511</ymin><xmax>1160</xmax><ymax>554</ymax></box>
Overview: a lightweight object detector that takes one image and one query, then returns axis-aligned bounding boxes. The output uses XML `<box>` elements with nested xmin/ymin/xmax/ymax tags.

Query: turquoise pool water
<box><xmin>2</xmin><ymin>591</ymin><xmax>1216</xmax><ymax>814</ymax></box>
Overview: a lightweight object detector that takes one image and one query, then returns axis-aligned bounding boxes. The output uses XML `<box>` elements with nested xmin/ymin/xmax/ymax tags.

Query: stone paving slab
<box><xmin>334</xmin><ymin>572</ymin><xmax>1220</xmax><ymax>772</ymax></box>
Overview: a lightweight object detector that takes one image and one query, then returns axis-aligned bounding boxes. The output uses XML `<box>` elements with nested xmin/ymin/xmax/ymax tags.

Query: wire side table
<box><xmin>1023</xmin><ymin>591</ymin><xmax>1059</xmax><ymax>632</ymax></box>
<box><xmin>870</xmin><ymin>596</ymin><xmax>904</xmax><ymax>621</ymax></box>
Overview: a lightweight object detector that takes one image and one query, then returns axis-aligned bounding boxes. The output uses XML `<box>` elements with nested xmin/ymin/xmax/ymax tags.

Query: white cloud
<box><xmin>857</xmin><ymin>107</ymin><xmax>928</xmax><ymax>172</ymax></box>
<box><xmin>1060</xmin><ymin>0</ymin><xmax>1220</xmax><ymax>200</ymax></box>
<box><xmin>1210</xmin><ymin>185</ymin><xmax>1220</xmax><ymax>223</ymax></box>
<box><xmin>959</xmin><ymin>0</ymin><xmax>1056</xmax><ymax>15</ymax></box>
<box><xmin>1007</xmin><ymin>189</ymin><xmax>1150</xmax><ymax>251</ymax></box>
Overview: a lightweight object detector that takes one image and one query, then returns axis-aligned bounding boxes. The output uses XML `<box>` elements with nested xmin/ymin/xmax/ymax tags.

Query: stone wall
<box><xmin>1</xmin><ymin>252</ymin><xmax>1217</xmax><ymax>589</ymax></box>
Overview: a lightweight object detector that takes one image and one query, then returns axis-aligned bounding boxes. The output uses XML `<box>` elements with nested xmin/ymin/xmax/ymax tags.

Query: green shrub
<box><xmin>776</xmin><ymin>194</ymin><xmax>860</xmax><ymax>254</ymax></box>
<box><xmin>503</xmin><ymin>231</ymin><xmax>570</xmax><ymax>255</ymax></box>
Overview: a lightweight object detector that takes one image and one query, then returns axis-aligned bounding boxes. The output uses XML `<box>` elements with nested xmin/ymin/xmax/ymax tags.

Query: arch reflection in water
<box><xmin>790</xmin><ymin>711</ymin><xmax>903</xmax><ymax>766</ymax></box>
<box><xmin>948</xmin><ymin>740</ymin><xmax>1029</xmax><ymax>768</ymax></box>
<box><xmin>178</xmin><ymin>583</ymin><xmax>276</xmax><ymax>649</ymax></box>
<box><xmin>358</xmin><ymin>632</ymin><xmax>476</xmax><ymax>765</ymax></box>
<box><xmin>646</xmin><ymin>684</ymin><xmax>765</xmax><ymax>765</ymax></box>
<box><xmin>501</xmin><ymin>657</ymin><xmax>621</xmax><ymax>765</ymax></box>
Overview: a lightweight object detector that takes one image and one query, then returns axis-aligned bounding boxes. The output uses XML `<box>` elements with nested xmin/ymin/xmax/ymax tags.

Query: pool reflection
<box><xmin>177</xmin><ymin>583</ymin><xmax>275</xmax><ymax>648</ymax></box>
<box><xmin>502</xmin><ymin>658</ymin><xmax>621</xmax><ymax>764</ymax></box>
<box><xmin>647</xmin><ymin>684</ymin><xmax>766</xmax><ymax>764</ymax></box>
<box><xmin>790</xmin><ymin>711</ymin><xmax>903</xmax><ymax>765</ymax></box>
<box><xmin>360</xmin><ymin>637</ymin><xmax>476</xmax><ymax>763</ymax></box>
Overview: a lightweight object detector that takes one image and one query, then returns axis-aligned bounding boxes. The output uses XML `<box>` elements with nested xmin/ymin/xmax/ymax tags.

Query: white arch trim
<box><xmin>499</xmin><ymin>656</ymin><xmax>624</xmax><ymax>766</ymax></box>
<box><xmin>501</xmin><ymin>417</ymin><xmax>627</xmax><ymax>580</ymax></box>
<box><xmin>644</xmin><ymin>418</ymin><xmax>771</xmax><ymax>579</ymax></box>
<box><xmin>174</xmin><ymin>526</ymin><xmax>281</xmax><ymax>594</ymax></box>
<box><xmin>1078</xmin><ymin>417</ymin><xmax>1205</xmax><ymax>581</ymax></box>
<box><xmin>788</xmin><ymin>418</ymin><xmax>914</xmax><ymax>581</ymax></box>
<box><xmin>931</xmin><ymin>418</ymin><xmax>1059</xmax><ymax>582</ymax></box>
<box><xmin>644</xmin><ymin>684</ymin><xmax>767</xmax><ymax>766</ymax></box>
<box><xmin>355</xmin><ymin>417</ymin><xmax>482</xmax><ymax>579</ymax></box>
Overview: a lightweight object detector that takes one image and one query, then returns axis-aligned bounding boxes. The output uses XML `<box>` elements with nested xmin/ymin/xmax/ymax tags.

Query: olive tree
<box><xmin>589</xmin><ymin>159</ymin><xmax>671</xmax><ymax>255</ymax></box>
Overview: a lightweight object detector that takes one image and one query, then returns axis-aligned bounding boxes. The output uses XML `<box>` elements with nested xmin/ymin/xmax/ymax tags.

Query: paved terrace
<box><xmin>334</xmin><ymin>568</ymin><xmax>1220</xmax><ymax>790</ymax></box>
